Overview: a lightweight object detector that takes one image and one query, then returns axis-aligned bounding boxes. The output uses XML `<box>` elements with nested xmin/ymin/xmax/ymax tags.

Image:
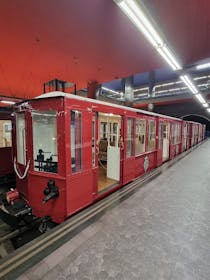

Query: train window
<box><xmin>158</xmin><ymin>121</ymin><xmax>163</xmax><ymax>149</ymax></box>
<box><xmin>100</xmin><ymin>122</ymin><xmax>107</xmax><ymax>140</ymax></box>
<box><xmin>126</xmin><ymin>118</ymin><xmax>134</xmax><ymax>157</ymax></box>
<box><xmin>71</xmin><ymin>110</ymin><xmax>82</xmax><ymax>173</ymax></box>
<box><xmin>92</xmin><ymin>116</ymin><xmax>96</xmax><ymax>167</ymax></box>
<box><xmin>135</xmin><ymin>119</ymin><xmax>146</xmax><ymax>155</ymax></box>
<box><xmin>32</xmin><ymin>111</ymin><xmax>58</xmax><ymax>173</ymax></box>
<box><xmin>16</xmin><ymin>113</ymin><xmax>26</xmax><ymax>165</ymax></box>
<box><xmin>0</xmin><ymin>120</ymin><xmax>12</xmax><ymax>148</ymax></box>
<box><xmin>172</xmin><ymin>124</ymin><xmax>181</xmax><ymax>144</ymax></box>
<box><xmin>147</xmin><ymin>120</ymin><xmax>156</xmax><ymax>151</ymax></box>
<box><xmin>176</xmin><ymin>124</ymin><xmax>181</xmax><ymax>143</ymax></box>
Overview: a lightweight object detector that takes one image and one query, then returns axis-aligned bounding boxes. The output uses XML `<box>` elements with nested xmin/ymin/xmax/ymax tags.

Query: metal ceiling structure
<box><xmin>101</xmin><ymin>67</ymin><xmax>210</xmax><ymax>105</ymax></box>
<box><xmin>0</xmin><ymin>0</ymin><xmax>210</xmax><ymax>106</ymax></box>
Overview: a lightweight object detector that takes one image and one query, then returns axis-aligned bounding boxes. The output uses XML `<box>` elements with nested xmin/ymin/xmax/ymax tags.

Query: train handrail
<box><xmin>13</xmin><ymin>157</ymin><xmax>30</xmax><ymax>180</ymax></box>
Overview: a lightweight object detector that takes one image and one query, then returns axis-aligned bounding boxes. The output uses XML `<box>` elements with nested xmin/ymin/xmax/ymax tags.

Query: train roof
<box><xmin>33</xmin><ymin>91</ymin><xmax>182</xmax><ymax>121</ymax></box>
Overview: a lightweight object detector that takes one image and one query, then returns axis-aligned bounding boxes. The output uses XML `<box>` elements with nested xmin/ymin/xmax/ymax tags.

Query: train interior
<box><xmin>98</xmin><ymin>113</ymin><xmax>121</xmax><ymax>193</ymax></box>
<box><xmin>16</xmin><ymin>111</ymin><xmax>58</xmax><ymax>174</ymax></box>
<box><xmin>0</xmin><ymin>117</ymin><xmax>13</xmax><ymax>189</ymax></box>
<box><xmin>0</xmin><ymin>119</ymin><xmax>12</xmax><ymax>148</ymax></box>
<box><xmin>32</xmin><ymin>111</ymin><xmax>58</xmax><ymax>173</ymax></box>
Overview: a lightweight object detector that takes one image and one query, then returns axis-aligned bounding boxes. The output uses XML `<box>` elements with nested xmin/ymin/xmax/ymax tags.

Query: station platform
<box><xmin>17</xmin><ymin>140</ymin><xmax>210</xmax><ymax>280</ymax></box>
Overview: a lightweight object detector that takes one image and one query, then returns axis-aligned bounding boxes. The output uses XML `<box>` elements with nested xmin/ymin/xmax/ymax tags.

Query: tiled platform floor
<box><xmin>18</xmin><ymin>140</ymin><xmax>210</xmax><ymax>280</ymax></box>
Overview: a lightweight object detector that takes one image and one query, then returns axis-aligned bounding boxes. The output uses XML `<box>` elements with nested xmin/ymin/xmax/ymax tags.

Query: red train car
<box><xmin>0</xmin><ymin>108</ymin><xmax>13</xmax><ymax>187</ymax></box>
<box><xmin>5</xmin><ymin>92</ymin><xmax>206</xmax><ymax>224</ymax></box>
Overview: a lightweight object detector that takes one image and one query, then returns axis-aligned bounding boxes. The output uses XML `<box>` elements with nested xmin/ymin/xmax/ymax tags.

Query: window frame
<box><xmin>32</xmin><ymin>110</ymin><xmax>58</xmax><ymax>174</ymax></box>
<box><xmin>135</xmin><ymin>118</ymin><xmax>146</xmax><ymax>156</ymax></box>
<box><xmin>16</xmin><ymin>113</ymin><xmax>26</xmax><ymax>165</ymax></box>
<box><xmin>70</xmin><ymin>110</ymin><xmax>82</xmax><ymax>174</ymax></box>
<box><xmin>146</xmin><ymin>119</ymin><xmax>156</xmax><ymax>152</ymax></box>
<box><xmin>126</xmin><ymin>117</ymin><xmax>135</xmax><ymax>158</ymax></box>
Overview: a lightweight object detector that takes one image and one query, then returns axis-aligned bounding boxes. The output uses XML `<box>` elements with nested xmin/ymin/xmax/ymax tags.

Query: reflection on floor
<box><xmin>98</xmin><ymin>163</ymin><xmax>117</xmax><ymax>192</ymax></box>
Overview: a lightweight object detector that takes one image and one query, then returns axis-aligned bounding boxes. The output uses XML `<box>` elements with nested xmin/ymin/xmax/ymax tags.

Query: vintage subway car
<box><xmin>6</xmin><ymin>92</ymin><xmax>206</xmax><ymax>223</ymax></box>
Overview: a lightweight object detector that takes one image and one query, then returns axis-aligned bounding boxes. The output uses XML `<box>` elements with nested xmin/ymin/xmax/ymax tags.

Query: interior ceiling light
<box><xmin>196</xmin><ymin>62</ymin><xmax>210</xmax><ymax>70</ymax></box>
<box><xmin>114</xmin><ymin>0</ymin><xmax>181</xmax><ymax>70</ymax></box>
<box><xmin>1</xmin><ymin>100</ymin><xmax>15</xmax><ymax>105</ymax></box>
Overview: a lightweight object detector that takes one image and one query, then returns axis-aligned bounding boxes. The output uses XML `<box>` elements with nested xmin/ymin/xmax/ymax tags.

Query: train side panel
<box><xmin>10</xmin><ymin>93</ymin><xmax>206</xmax><ymax>224</ymax></box>
<box><xmin>0</xmin><ymin>147</ymin><xmax>13</xmax><ymax>177</ymax></box>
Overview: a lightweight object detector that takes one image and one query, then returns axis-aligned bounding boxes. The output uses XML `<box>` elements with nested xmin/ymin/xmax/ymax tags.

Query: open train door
<box><xmin>96</xmin><ymin>112</ymin><xmax>122</xmax><ymax>194</ymax></box>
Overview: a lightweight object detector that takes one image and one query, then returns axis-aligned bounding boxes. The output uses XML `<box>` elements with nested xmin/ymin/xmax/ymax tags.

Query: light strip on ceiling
<box><xmin>195</xmin><ymin>94</ymin><xmax>206</xmax><ymax>104</ymax></box>
<box><xmin>207</xmin><ymin>108</ymin><xmax>210</xmax><ymax>113</ymax></box>
<box><xmin>194</xmin><ymin>75</ymin><xmax>209</xmax><ymax>81</ymax></box>
<box><xmin>115</xmin><ymin>0</ymin><xmax>181</xmax><ymax>70</ymax></box>
<box><xmin>203</xmin><ymin>103</ymin><xmax>209</xmax><ymax>108</ymax></box>
<box><xmin>196</xmin><ymin>62</ymin><xmax>210</xmax><ymax>70</ymax></box>
<box><xmin>134</xmin><ymin>87</ymin><xmax>148</xmax><ymax>92</ymax></box>
<box><xmin>102</xmin><ymin>87</ymin><xmax>122</xmax><ymax>95</ymax></box>
<box><xmin>156</xmin><ymin>47</ymin><xmax>180</xmax><ymax>70</ymax></box>
<box><xmin>180</xmin><ymin>75</ymin><xmax>198</xmax><ymax>94</ymax></box>
<box><xmin>162</xmin><ymin>45</ymin><xmax>181</xmax><ymax>70</ymax></box>
<box><xmin>1</xmin><ymin>100</ymin><xmax>15</xmax><ymax>105</ymax></box>
<box><xmin>114</xmin><ymin>0</ymin><xmax>209</xmax><ymax>109</ymax></box>
<box><xmin>118</xmin><ymin>0</ymin><xmax>163</xmax><ymax>47</ymax></box>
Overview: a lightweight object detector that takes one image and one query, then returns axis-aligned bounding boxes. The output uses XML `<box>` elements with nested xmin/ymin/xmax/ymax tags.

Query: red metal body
<box><xmin>0</xmin><ymin>147</ymin><xmax>13</xmax><ymax>177</ymax></box>
<box><xmin>169</xmin><ymin>119</ymin><xmax>182</xmax><ymax>160</ymax></box>
<box><xmin>12</xmin><ymin>93</ymin><xmax>206</xmax><ymax>223</ymax></box>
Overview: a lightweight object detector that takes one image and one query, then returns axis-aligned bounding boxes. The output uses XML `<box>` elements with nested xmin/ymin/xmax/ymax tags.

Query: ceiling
<box><xmin>1</xmin><ymin>0</ymin><xmax>210</xmax><ymax>99</ymax></box>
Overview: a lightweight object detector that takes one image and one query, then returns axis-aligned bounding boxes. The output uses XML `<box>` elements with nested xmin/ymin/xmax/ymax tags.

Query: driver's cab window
<box><xmin>32</xmin><ymin>110</ymin><xmax>58</xmax><ymax>173</ymax></box>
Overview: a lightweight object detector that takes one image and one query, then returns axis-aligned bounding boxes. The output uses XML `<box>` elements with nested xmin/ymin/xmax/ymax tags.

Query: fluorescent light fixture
<box><xmin>102</xmin><ymin>87</ymin><xmax>122</xmax><ymax>95</ymax></box>
<box><xmin>194</xmin><ymin>75</ymin><xmax>208</xmax><ymax>81</ymax></box>
<box><xmin>180</xmin><ymin>75</ymin><xmax>198</xmax><ymax>94</ymax></box>
<box><xmin>156</xmin><ymin>47</ymin><xmax>180</xmax><ymax>70</ymax></box>
<box><xmin>207</xmin><ymin>108</ymin><xmax>210</xmax><ymax>113</ymax></box>
<box><xmin>114</xmin><ymin>0</ymin><xmax>209</xmax><ymax>110</ymax></box>
<box><xmin>1</xmin><ymin>100</ymin><xmax>15</xmax><ymax>105</ymax></box>
<box><xmin>196</xmin><ymin>62</ymin><xmax>210</xmax><ymax>70</ymax></box>
<box><xmin>195</xmin><ymin>94</ymin><xmax>206</xmax><ymax>104</ymax></box>
<box><xmin>114</xmin><ymin>0</ymin><xmax>181</xmax><ymax>70</ymax></box>
<box><xmin>161</xmin><ymin>45</ymin><xmax>181</xmax><ymax>70</ymax></box>
<box><xmin>134</xmin><ymin>87</ymin><xmax>148</xmax><ymax>92</ymax></box>
<box><xmin>202</xmin><ymin>103</ymin><xmax>209</xmax><ymax>108</ymax></box>
<box><xmin>117</xmin><ymin>0</ymin><xmax>162</xmax><ymax>47</ymax></box>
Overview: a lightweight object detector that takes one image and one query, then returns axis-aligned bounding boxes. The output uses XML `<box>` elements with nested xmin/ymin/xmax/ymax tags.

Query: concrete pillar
<box><xmin>148</xmin><ymin>71</ymin><xmax>155</xmax><ymax>97</ymax></box>
<box><xmin>122</xmin><ymin>76</ymin><xmax>134</xmax><ymax>107</ymax></box>
<box><xmin>148</xmin><ymin>71</ymin><xmax>155</xmax><ymax>111</ymax></box>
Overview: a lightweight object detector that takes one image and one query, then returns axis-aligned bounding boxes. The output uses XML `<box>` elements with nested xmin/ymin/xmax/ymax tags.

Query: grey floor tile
<box><xmin>20</xmin><ymin>141</ymin><xmax>210</xmax><ymax>280</ymax></box>
<box><xmin>25</xmin><ymin>260</ymin><xmax>50</xmax><ymax>280</ymax></box>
